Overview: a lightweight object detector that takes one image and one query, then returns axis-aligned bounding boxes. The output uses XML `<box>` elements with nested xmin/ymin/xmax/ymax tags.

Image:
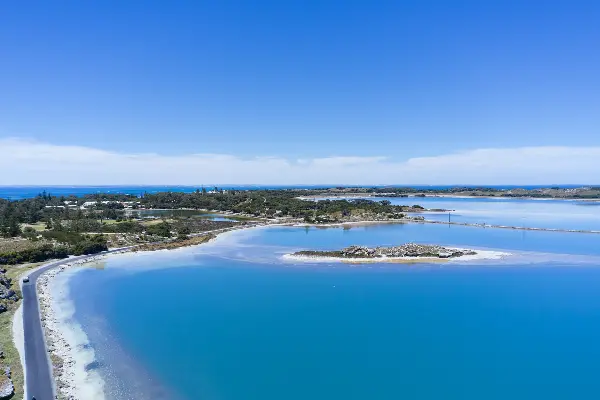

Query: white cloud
<box><xmin>0</xmin><ymin>138</ymin><xmax>599</xmax><ymax>185</ymax></box>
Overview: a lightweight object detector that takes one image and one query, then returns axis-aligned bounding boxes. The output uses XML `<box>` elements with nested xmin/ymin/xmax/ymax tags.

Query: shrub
<box><xmin>146</xmin><ymin>222</ymin><xmax>172</xmax><ymax>237</ymax></box>
<box><xmin>0</xmin><ymin>244</ymin><xmax>70</xmax><ymax>265</ymax></box>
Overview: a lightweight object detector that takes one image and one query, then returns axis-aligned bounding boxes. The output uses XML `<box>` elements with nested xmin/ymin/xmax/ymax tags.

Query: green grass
<box><xmin>21</xmin><ymin>222</ymin><xmax>47</xmax><ymax>232</ymax></box>
<box><xmin>100</xmin><ymin>219</ymin><xmax>122</xmax><ymax>225</ymax></box>
<box><xmin>141</xmin><ymin>218</ymin><xmax>175</xmax><ymax>226</ymax></box>
<box><xmin>0</xmin><ymin>238</ymin><xmax>53</xmax><ymax>254</ymax></box>
<box><xmin>0</xmin><ymin>261</ymin><xmax>46</xmax><ymax>400</ymax></box>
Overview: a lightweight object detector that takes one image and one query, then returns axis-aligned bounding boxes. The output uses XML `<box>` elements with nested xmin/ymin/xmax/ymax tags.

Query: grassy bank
<box><xmin>0</xmin><ymin>261</ymin><xmax>46</xmax><ymax>400</ymax></box>
<box><xmin>132</xmin><ymin>233</ymin><xmax>216</xmax><ymax>252</ymax></box>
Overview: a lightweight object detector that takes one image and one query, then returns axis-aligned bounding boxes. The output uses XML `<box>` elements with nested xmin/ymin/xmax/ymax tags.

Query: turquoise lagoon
<box><xmin>62</xmin><ymin>198</ymin><xmax>600</xmax><ymax>400</ymax></box>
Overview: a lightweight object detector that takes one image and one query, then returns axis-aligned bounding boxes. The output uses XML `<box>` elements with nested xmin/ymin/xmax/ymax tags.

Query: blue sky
<box><xmin>1</xmin><ymin>1</ymin><xmax>599</xmax><ymax>184</ymax></box>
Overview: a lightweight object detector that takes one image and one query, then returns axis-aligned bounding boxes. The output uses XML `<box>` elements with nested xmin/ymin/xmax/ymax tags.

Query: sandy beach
<box><xmin>12</xmin><ymin>224</ymin><xmax>265</xmax><ymax>400</ymax></box>
<box><xmin>38</xmin><ymin>256</ymin><xmax>108</xmax><ymax>400</ymax></box>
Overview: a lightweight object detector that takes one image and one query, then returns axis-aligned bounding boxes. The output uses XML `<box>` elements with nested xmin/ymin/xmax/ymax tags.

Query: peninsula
<box><xmin>293</xmin><ymin>186</ymin><xmax>600</xmax><ymax>200</ymax></box>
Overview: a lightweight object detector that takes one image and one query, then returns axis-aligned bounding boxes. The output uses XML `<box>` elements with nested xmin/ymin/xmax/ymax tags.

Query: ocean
<box><xmin>53</xmin><ymin>197</ymin><xmax>600</xmax><ymax>400</ymax></box>
<box><xmin>1</xmin><ymin>184</ymin><xmax>595</xmax><ymax>200</ymax></box>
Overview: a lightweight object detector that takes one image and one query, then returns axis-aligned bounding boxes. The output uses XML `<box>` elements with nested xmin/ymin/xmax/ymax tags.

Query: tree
<box><xmin>6</xmin><ymin>217</ymin><xmax>21</xmax><ymax>237</ymax></box>
<box><xmin>146</xmin><ymin>222</ymin><xmax>172</xmax><ymax>237</ymax></box>
<box><xmin>22</xmin><ymin>226</ymin><xmax>38</xmax><ymax>240</ymax></box>
<box><xmin>177</xmin><ymin>226</ymin><xmax>191</xmax><ymax>235</ymax></box>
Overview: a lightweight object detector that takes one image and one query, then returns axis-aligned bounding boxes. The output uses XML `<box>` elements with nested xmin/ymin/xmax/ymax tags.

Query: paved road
<box><xmin>23</xmin><ymin>251</ymin><xmax>124</xmax><ymax>400</ymax></box>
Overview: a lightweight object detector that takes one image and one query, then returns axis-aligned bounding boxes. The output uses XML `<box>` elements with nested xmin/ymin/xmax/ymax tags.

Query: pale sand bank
<box><xmin>38</xmin><ymin>257</ymin><xmax>107</xmax><ymax>400</ymax></box>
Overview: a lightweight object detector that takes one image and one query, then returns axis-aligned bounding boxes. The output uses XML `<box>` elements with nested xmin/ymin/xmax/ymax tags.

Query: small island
<box><xmin>288</xmin><ymin>243</ymin><xmax>478</xmax><ymax>262</ymax></box>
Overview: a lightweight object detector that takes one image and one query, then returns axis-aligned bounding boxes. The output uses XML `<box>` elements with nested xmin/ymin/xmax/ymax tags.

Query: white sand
<box><xmin>282</xmin><ymin>249</ymin><xmax>510</xmax><ymax>264</ymax></box>
<box><xmin>38</xmin><ymin>260</ymin><xmax>106</xmax><ymax>400</ymax></box>
<box><xmin>29</xmin><ymin>255</ymin><xmax>107</xmax><ymax>400</ymax></box>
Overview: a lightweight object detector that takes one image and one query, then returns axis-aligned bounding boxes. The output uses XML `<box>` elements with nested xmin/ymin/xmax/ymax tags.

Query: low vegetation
<box><xmin>0</xmin><ymin>261</ymin><xmax>45</xmax><ymax>400</ymax></box>
<box><xmin>133</xmin><ymin>233</ymin><xmax>216</xmax><ymax>252</ymax></box>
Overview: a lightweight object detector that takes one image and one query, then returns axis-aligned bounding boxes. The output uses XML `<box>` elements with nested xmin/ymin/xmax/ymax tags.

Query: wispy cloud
<box><xmin>1</xmin><ymin>138</ymin><xmax>598</xmax><ymax>185</ymax></box>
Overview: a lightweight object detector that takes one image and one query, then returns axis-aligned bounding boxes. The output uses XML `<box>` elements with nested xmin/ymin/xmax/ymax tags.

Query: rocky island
<box><xmin>289</xmin><ymin>243</ymin><xmax>478</xmax><ymax>262</ymax></box>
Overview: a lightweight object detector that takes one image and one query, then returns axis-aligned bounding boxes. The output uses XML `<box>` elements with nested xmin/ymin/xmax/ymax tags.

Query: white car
<box><xmin>22</xmin><ymin>276</ymin><xmax>29</xmax><ymax>283</ymax></box>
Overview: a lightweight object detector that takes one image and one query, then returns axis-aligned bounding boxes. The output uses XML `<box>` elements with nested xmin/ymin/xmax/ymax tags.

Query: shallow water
<box><xmin>329</xmin><ymin>196</ymin><xmax>600</xmax><ymax>231</ymax></box>
<box><xmin>62</xmin><ymin>217</ymin><xmax>600</xmax><ymax>400</ymax></box>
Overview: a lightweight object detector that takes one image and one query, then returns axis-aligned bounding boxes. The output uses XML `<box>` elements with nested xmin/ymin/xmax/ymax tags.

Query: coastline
<box><xmin>292</xmin><ymin>219</ymin><xmax>407</xmax><ymax>228</ymax></box>
<box><xmin>38</xmin><ymin>259</ymin><xmax>107</xmax><ymax>400</ymax></box>
<box><xmin>16</xmin><ymin>222</ymin><xmax>270</xmax><ymax>400</ymax></box>
<box><xmin>297</xmin><ymin>193</ymin><xmax>600</xmax><ymax>202</ymax></box>
<box><xmin>16</xmin><ymin>216</ymin><xmax>598</xmax><ymax>399</ymax></box>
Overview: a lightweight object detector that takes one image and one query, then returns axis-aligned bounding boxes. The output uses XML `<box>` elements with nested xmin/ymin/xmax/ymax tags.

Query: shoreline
<box><xmin>37</xmin><ymin>258</ymin><xmax>107</xmax><ymax>399</ymax></box>
<box><xmin>16</xmin><ymin>216</ymin><xmax>599</xmax><ymax>399</ymax></box>
<box><xmin>297</xmin><ymin>194</ymin><xmax>600</xmax><ymax>202</ymax></box>
<box><xmin>292</xmin><ymin>219</ymin><xmax>407</xmax><ymax>228</ymax></box>
<box><xmin>17</xmin><ymin>222</ymin><xmax>273</xmax><ymax>400</ymax></box>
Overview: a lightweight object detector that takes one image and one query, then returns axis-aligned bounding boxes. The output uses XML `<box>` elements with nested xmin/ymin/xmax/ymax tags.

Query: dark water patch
<box><xmin>84</xmin><ymin>360</ymin><xmax>102</xmax><ymax>372</ymax></box>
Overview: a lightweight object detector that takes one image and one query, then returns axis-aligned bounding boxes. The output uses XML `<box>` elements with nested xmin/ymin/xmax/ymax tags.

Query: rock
<box><xmin>295</xmin><ymin>243</ymin><xmax>477</xmax><ymax>260</ymax></box>
<box><xmin>0</xmin><ymin>288</ymin><xmax>18</xmax><ymax>302</ymax></box>
<box><xmin>0</xmin><ymin>275</ymin><xmax>10</xmax><ymax>289</ymax></box>
<box><xmin>4</xmin><ymin>367</ymin><xmax>10</xmax><ymax>378</ymax></box>
<box><xmin>0</xmin><ymin>290</ymin><xmax>13</xmax><ymax>299</ymax></box>
<box><xmin>0</xmin><ymin>376</ymin><xmax>13</xmax><ymax>399</ymax></box>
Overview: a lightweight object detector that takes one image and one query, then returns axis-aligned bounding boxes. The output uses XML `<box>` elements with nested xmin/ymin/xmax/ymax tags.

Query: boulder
<box><xmin>0</xmin><ymin>275</ymin><xmax>10</xmax><ymax>289</ymax></box>
<box><xmin>0</xmin><ymin>376</ymin><xmax>13</xmax><ymax>399</ymax></box>
<box><xmin>0</xmin><ymin>289</ymin><xmax>18</xmax><ymax>302</ymax></box>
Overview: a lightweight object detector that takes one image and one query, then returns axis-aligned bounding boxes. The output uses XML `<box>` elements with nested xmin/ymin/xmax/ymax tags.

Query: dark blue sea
<box><xmin>0</xmin><ymin>184</ymin><xmax>594</xmax><ymax>200</ymax></box>
<box><xmin>52</xmin><ymin>196</ymin><xmax>600</xmax><ymax>400</ymax></box>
